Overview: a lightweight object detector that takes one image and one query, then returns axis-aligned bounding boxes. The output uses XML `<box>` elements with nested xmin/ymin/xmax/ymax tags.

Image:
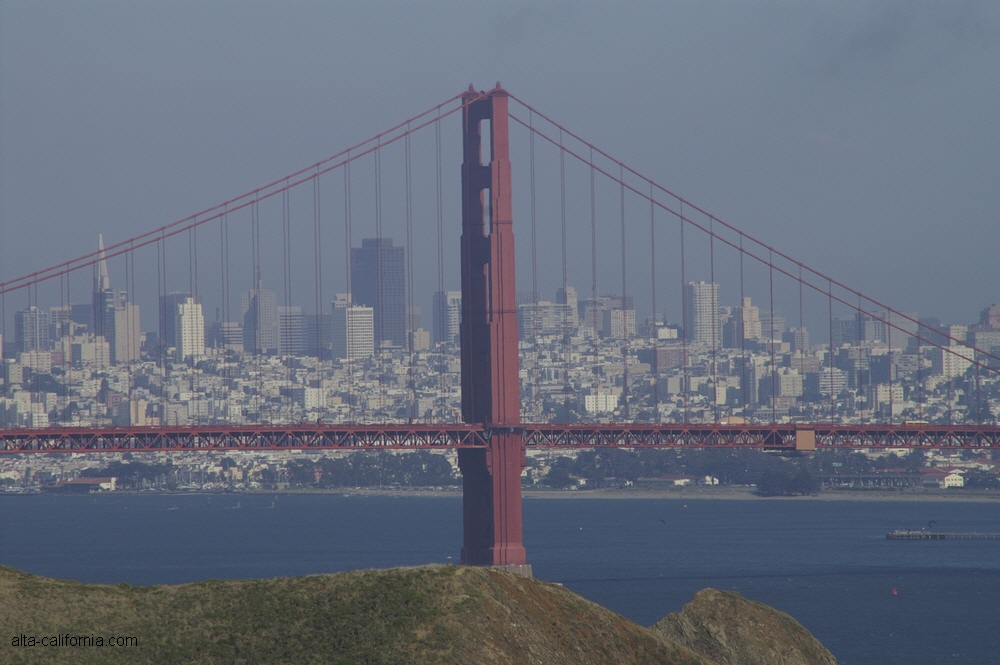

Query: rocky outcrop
<box><xmin>651</xmin><ymin>588</ymin><xmax>837</xmax><ymax>665</ymax></box>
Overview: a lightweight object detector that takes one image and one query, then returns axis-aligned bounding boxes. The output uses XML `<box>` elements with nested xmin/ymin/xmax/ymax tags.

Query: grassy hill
<box><xmin>0</xmin><ymin>564</ymin><xmax>833</xmax><ymax>665</ymax></box>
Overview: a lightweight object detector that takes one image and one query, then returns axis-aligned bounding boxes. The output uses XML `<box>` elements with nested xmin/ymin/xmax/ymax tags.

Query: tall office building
<box><xmin>759</xmin><ymin>313</ymin><xmax>787</xmax><ymax>343</ymax></box>
<box><xmin>556</xmin><ymin>285</ymin><xmax>579</xmax><ymax>327</ymax></box>
<box><xmin>15</xmin><ymin>307</ymin><xmax>49</xmax><ymax>353</ymax></box>
<box><xmin>684</xmin><ymin>281</ymin><xmax>720</xmax><ymax>346</ymax></box>
<box><xmin>92</xmin><ymin>235</ymin><xmax>141</xmax><ymax>364</ymax></box>
<box><xmin>48</xmin><ymin>305</ymin><xmax>72</xmax><ymax>344</ymax></box>
<box><xmin>432</xmin><ymin>291</ymin><xmax>461</xmax><ymax>345</ymax></box>
<box><xmin>518</xmin><ymin>301</ymin><xmax>577</xmax><ymax>339</ymax></box>
<box><xmin>579</xmin><ymin>295</ymin><xmax>633</xmax><ymax>337</ymax></box>
<box><xmin>206</xmin><ymin>321</ymin><xmax>243</xmax><ymax>351</ymax></box>
<box><xmin>278</xmin><ymin>306</ymin><xmax>307</xmax><ymax>356</ymax></box>
<box><xmin>332</xmin><ymin>295</ymin><xmax>374</xmax><ymax>360</ymax></box>
<box><xmin>242</xmin><ymin>285</ymin><xmax>278</xmax><ymax>354</ymax></box>
<box><xmin>160</xmin><ymin>292</ymin><xmax>192</xmax><ymax>349</ymax></box>
<box><xmin>738</xmin><ymin>297</ymin><xmax>761</xmax><ymax>340</ymax></box>
<box><xmin>350</xmin><ymin>238</ymin><xmax>406</xmax><ymax>348</ymax></box>
<box><xmin>175</xmin><ymin>297</ymin><xmax>205</xmax><ymax>361</ymax></box>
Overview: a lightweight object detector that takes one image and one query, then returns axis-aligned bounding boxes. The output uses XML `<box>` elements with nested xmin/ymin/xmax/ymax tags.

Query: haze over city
<box><xmin>3</xmin><ymin>6</ymin><xmax>1000</xmax><ymax>664</ymax></box>
<box><xmin>2</xmin><ymin>2</ymin><xmax>998</xmax><ymax>326</ymax></box>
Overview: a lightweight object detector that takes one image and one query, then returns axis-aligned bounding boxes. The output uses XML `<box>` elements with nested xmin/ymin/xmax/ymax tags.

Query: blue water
<box><xmin>2</xmin><ymin>493</ymin><xmax>998</xmax><ymax>664</ymax></box>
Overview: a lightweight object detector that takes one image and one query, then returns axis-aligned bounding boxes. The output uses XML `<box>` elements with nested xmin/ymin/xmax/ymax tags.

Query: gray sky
<box><xmin>2</xmin><ymin>2</ymin><xmax>998</xmax><ymax>331</ymax></box>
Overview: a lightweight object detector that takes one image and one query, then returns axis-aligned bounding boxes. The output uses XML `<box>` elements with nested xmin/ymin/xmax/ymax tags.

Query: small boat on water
<box><xmin>886</xmin><ymin>529</ymin><xmax>946</xmax><ymax>540</ymax></box>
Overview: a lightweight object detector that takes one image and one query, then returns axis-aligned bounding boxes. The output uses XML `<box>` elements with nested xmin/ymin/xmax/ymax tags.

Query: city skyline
<box><xmin>3</xmin><ymin>5</ymin><xmax>998</xmax><ymax>328</ymax></box>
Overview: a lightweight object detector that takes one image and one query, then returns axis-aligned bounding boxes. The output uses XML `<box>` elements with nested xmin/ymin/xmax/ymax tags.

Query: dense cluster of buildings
<box><xmin>2</xmin><ymin>234</ymin><xmax>999</xmax><ymax>430</ymax></box>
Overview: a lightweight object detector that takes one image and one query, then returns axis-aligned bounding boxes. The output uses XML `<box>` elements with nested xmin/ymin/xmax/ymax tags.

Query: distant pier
<box><xmin>886</xmin><ymin>529</ymin><xmax>1000</xmax><ymax>541</ymax></box>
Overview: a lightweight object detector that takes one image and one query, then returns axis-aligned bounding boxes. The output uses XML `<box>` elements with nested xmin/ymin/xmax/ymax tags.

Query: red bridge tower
<box><xmin>458</xmin><ymin>85</ymin><xmax>530</xmax><ymax>576</ymax></box>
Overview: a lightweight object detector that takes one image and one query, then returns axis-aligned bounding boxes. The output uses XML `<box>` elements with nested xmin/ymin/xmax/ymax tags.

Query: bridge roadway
<box><xmin>1</xmin><ymin>423</ymin><xmax>999</xmax><ymax>453</ymax></box>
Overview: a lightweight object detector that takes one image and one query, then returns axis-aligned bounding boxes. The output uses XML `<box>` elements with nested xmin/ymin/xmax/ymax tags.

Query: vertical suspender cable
<box><xmin>156</xmin><ymin>236</ymin><xmax>165</xmax><ymax>420</ymax></box>
<box><xmin>193</xmin><ymin>226</ymin><xmax>199</xmax><ymax>301</ymax></box>
<box><xmin>125</xmin><ymin>250</ymin><xmax>132</xmax><ymax>404</ymax></box>
<box><xmin>619</xmin><ymin>163</ymin><xmax>628</xmax><ymax>420</ymax></box>
<box><xmin>798</xmin><ymin>266</ymin><xmax>805</xmax><ymax>397</ymax></box>
<box><xmin>374</xmin><ymin>142</ymin><xmax>384</xmax><ymax>421</ymax></box>
<box><xmin>828</xmin><ymin>282</ymin><xmax>835</xmax><ymax>422</ymax></box>
<box><xmin>739</xmin><ymin>236</ymin><xmax>746</xmax><ymax>415</ymax></box>
<box><xmin>858</xmin><ymin>294</ymin><xmax>865</xmax><ymax>425</ymax></box>
<box><xmin>561</xmin><ymin>132</ymin><xmax>570</xmax><ymax>421</ymax></box>
<box><xmin>590</xmin><ymin>148</ymin><xmax>599</xmax><ymax>399</ymax></box>
<box><xmin>282</xmin><ymin>183</ymin><xmax>292</xmax><ymax>419</ymax></box>
<box><xmin>313</xmin><ymin>171</ymin><xmax>323</xmax><ymax>374</ymax></box>
<box><xmin>344</xmin><ymin>153</ymin><xmax>354</xmax><ymax>421</ymax></box>
<box><xmin>188</xmin><ymin>228</ymin><xmax>194</xmax><ymax>297</ymax></box>
<box><xmin>679</xmin><ymin>201</ymin><xmax>688</xmax><ymax>424</ymax></box>
<box><xmin>650</xmin><ymin>182</ymin><xmax>658</xmax><ymax>420</ymax></box>
<box><xmin>976</xmin><ymin>359</ymin><xmax>983</xmax><ymax>425</ymax></box>
<box><xmin>405</xmin><ymin>127</ymin><xmax>415</xmax><ymax>420</ymax></box>
<box><xmin>434</xmin><ymin>116</ymin><xmax>446</xmax><ymax>416</ymax></box>
<box><xmin>529</xmin><ymin>112</ymin><xmax>539</xmax><ymax>418</ymax></box>
<box><xmin>947</xmin><ymin>353</ymin><xmax>954</xmax><ymax>426</ymax></box>
<box><xmin>709</xmin><ymin>216</ymin><xmax>718</xmax><ymax>423</ymax></box>
<box><xmin>252</xmin><ymin>201</ymin><xmax>262</xmax><ymax>419</ymax></box>
<box><xmin>220</xmin><ymin>212</ymin><xmax>228</xmax><ymax>395</ymax></box>
<box><xmin>769</xmin><ymin>252</ymin><xmax>776</xmax><ymax>424</ymax></box>
<box><xmin>887</xmin><ymin>321</ymin><xmax>893</xmax><ymax>425</ymax></box>
<box><xmin>916</xmin><ymin>324</ymin><xmax>922</xmax><ymax>420</ymax></box>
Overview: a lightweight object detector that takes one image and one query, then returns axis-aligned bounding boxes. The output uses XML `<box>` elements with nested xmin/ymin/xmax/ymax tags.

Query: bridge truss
<box><xmin>2</xmin><ymin>422</ymin><xmax>998</xmax><ymax>453</ymax></box>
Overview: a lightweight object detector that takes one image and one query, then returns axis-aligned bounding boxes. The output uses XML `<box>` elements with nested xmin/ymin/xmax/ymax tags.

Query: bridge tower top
<box><xmin>460</xmin><ymin>84</ymin><xmax>518</xmax><ymax>427</ymax></box>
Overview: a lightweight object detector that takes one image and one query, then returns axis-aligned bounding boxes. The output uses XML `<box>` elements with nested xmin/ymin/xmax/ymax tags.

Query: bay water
<box><xmin>1</xmin><ymin>492</ymin><xmax>997</xmax><ymax>664</ymax></box>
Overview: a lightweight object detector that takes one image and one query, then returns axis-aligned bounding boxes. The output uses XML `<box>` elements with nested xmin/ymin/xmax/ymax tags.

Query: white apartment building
<box><xmin>332</xmin><ymin>298</ymin><xmax>374</xmax><ymax>361</ymax></box>
<box><xmin>684</xmin><ymin>281</ymin><xmax>720</xmax><ymax>346</ymax></box>
<box><xmin>176</xmin><ymin>297</ymin><xmax>205</xmax><ymax>361</ymax></box>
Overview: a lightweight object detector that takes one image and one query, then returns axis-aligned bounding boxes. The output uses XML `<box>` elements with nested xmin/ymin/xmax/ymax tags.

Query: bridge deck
<box><xmin>1</xmin><ymin>423</ymin><xmax>998</xmax><ymax>453</ymax></box>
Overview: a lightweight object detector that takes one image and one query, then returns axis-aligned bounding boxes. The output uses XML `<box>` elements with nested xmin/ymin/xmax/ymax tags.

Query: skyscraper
<box><xmin>15</xmin><ymin>306</ymin><xmax>49</xmax><ymax>353</ymax></box>
<box><xmin>350</xmin><ymin>238</ymin><xmax>406</xmax><ymax>348</ymax></box>
<box><xmin>684</xmin><ymin>281</ymin><xmax>720</xmax><ymax>346</ymax></box>
<box><xmin>160</xmin><ymin>292</ymin><xmax>192</xmax><ymax>349</ymax></box>
<box><xmin>175</xmin><ymin>297</ymin><xmax>205</xmax><ymax>361</ymax></box>
<box><xmin>242</xmin><ymin>285</ymin><xmax>278</xmax><ymax>354</ymax></box>
<box><xmin>278</xmin><ymin>306</ymin><xmax>307</xmax><ymax>356</ymax></box>
<box><xmin>332</xmin><ymin>295</ymin><xmax>374</xmax><ymax>360</ymax></box>
<box><xmin>92</xmin><ymin>235</ymin><xmax>141</xmax><ymax>364</ymax></box>
<box><xmin>556</xmin><ymin>285</ymin><xmax>579</xmax><ymax>327</ymax></box>
<box><xmin>432</xmin><ymin>290</ymin><xmax>461</xmax><ymax>345</ymax></box>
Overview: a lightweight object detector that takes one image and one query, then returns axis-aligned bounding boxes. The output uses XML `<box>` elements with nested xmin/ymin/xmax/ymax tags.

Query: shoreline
<box><xmin>8</xmin><ymin>485</ymin><xmax>1000</xmax><ymax>503</ymax></box>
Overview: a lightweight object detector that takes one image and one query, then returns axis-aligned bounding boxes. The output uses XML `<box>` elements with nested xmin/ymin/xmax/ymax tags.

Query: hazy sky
<box><xmin>2</xmin><ymin>2</ymin><xmax>998</xmax><ymax>330</ymax></box>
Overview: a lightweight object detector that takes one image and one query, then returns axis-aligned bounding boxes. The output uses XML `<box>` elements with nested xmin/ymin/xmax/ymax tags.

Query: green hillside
<box><xmin>1</xmin><ymin>564</ymin><xmax>833</xmax><ymax>665</ymax></box>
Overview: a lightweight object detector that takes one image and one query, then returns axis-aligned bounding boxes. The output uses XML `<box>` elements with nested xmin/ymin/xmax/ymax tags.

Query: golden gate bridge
<box><xmin>2</xmin><ymin>85</ymin><xmax>999</xmax><ymax>574</ymax></box>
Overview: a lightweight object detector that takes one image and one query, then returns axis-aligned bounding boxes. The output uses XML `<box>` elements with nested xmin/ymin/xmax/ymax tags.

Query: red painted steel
<box><xmin>458</xmin><ymin>84</ymin><xmax>528</xmax><ymax>569</ymax></box>
<box><xmin>3</xmin><ymin>423</ymin><xmax>998</xmax><ymax>454</ymax></box>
